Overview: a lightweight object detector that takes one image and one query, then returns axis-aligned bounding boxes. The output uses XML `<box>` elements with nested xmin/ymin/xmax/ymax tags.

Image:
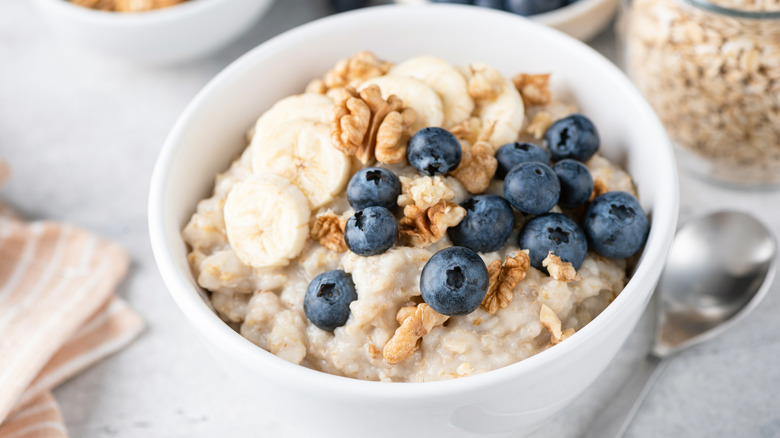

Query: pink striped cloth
<box><xmin>0</xmin><ymin>162</ymin><xmax>144</xmax><ymax>437</ymax></box>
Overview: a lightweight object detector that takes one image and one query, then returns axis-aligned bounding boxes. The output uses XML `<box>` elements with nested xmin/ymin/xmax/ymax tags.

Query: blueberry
<box><xmin>584</xmin><ymin>192</ymin><xmax>649</xmax><ymax>259</ymax></box>
<box><xmin>345</xmin><ymin>206</ymin><xmax>398</xmax><ymax>256</ymax></box>
<box><xmin>329</xmin><ymin>0</ymin><xmax>369</xmax><ymax>13</ymax></box>
<box><xmin>420</xmin><ymin>247</ymin><xmax>489</xmax><ymax>316</ymax></box>
<box><xmin>518</xmin><ymin>213</ymin><xmax>588</xmax><ymax>270</ymax></box>
<box><xmin>504</xmin><ymin>0</ymin><xmax>565</xmax><ymax>15</ymax></box>
<box><xmin>495</xmin><ymin>142</ymin><xmax>550</xmax><ymax>179</ymax></box>
<box><xmin>304</xmin><ymin>270</ymin><xmax>357</xmax><ymax>332</ymax></box>
<box><xmin>448</xmin><ymin>195</ymin><xmax>515</xmax><ymax>253</ymax></box>
<box><xmin>346</xmin><ymin>167</ymin><xmax>401</xmax><ymax>211</ymax></box>
<box><xmin>503</xmin><ymin>162</ymin><xmax>560</xmax><ymax>215</ymax></box>
<box><xmin>474</xmin><ymin>0</ymin><xmax>503</xmax><ymax>7</ymax></box>
<box><xmin>544</xmin><ymin>114</ymin><xmax>600</xmax><ymax>162</ymax></box>
<box><xmin>407</xmin><ymin>127</ymin><xmax>462</xmax><ymax>176</ymax></box>
<box><xmin>553</xmin><ymin>159</ymin><xmax>593</xmax><ymax>209</ymax></box>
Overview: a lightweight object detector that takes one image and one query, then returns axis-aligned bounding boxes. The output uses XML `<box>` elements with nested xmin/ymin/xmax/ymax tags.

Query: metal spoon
<box><xmin>585</xmin><ymin>211</ymin><xmax>777</xmax><ymax>438</ymax></box>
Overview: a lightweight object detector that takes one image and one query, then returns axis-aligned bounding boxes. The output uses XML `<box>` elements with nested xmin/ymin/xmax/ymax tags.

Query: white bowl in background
<box><xmin>396</xmin><ymin>0</ymin><xmax>620</xmax><ymax>41</ymax></box>
<box><xmin>149</xmin><ymin>5</ymin><xmax>678</xmax><ymax>437</ymax></box>
<box><xmin>30</xmin><ymin>0</ymin><xmax>275</xmax><ymax>64</ymax></box>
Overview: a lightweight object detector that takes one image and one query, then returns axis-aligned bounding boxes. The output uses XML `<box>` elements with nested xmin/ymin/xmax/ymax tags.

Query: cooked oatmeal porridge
<box><xmin>183</xmin><ymin>52</ymin><xmax>646</xmax><ymax>382</ymax></box>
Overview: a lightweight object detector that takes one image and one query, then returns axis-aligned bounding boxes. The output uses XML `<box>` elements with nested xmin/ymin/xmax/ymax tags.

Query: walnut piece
<box><xmin>397</xmin><ymin>175</ymin><xmax>455</xmax><ymax>209</ymax></box>
<box><xmin>310</xmin><ymin>212</ymin><xmax>348</xmax><ymax>252</ymax></box>
<box><xmin>467</xmin><ymin>64</ymin><xmax>505</xmax><ymax>100</ymax></box>
<box><xmin>449</xmin><ymin>117</ymin><xmax>483</xmax><ymax>144</ymax></box>
<box><xmin>526</xmin><ymin>111</ymin><xmax>553</xmax><ymax>139</ymax></box>
<box><xmin>305</xmin><ymin>79</ymin><xmax>327</xmax><ymax>94</ymax></box>
<box><xmin>513</xmin><ymin>73</ymin><xmax>552</xmax><ymax>107</ymax></box>
<box><xmin>451</xmin><ymin>123</ymin><xmax>498</xmax><ymax>194</ymax></box>
<box><xmin>540</xmin><ymin>304</ymin><xmax>575</xmax><ymax>345</ymax></box>
<box><xmin>590</xmin><ymin>175</ymin><xmax>609</xmax><ymax>202</ymax></box>
<box><xmin>322</xmin><ymin>51</ymin><xmax>393</xmax><ymax>91</ymax></box>
<box><xmin>399</xmin><ymin>200</ymin><xmax>466</xmax><ymax>247</ymax></box>
<box><xmin>542</xmin><ymin>252</ymin><xmax>580</xmax><ymax>282</ymax></box>
<box><xmin>330</xmin><ymin>85</ymin><xmax>416</xmax><ymax>164</ymax></box>
<box><xmin>481</xmin><ymin>250</ymin><xmax>531</xmax><ymax>314</ymax></box>
<box><xmin>383</xmin><ymin>303</ymin><xmax>449</xmax><ymax>365</ymax></box>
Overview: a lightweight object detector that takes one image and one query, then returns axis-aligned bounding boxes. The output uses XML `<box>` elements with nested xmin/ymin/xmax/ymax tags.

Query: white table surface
<box><xmin>1</xmin><ymin>0</ymin><xmax>779</xmax><ymax>436</ymax></box>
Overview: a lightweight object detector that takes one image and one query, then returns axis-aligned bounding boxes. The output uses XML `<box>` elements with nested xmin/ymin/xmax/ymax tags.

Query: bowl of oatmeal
<box><xmin>30</xmin><ymin>0</ymin><xmax>275</xmax><ymax>63</ymax></box>
<box><xmin>149</xmin><ymin>5</ymin><xmax>678</xmax><ymax>437</ymax></box>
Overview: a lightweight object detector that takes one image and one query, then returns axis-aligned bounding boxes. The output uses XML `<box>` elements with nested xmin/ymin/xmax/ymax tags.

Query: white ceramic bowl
<box><xmin>395</xmin><ymin>0</ymin><xmax>620</xmax><ymax>41</ymax></box>
<box><xmin>149</xmin><ymin>5</ymin><xmax>678</xmax><ymax>437</ymax></box>
<box><xmin>30</xmin><ymin>0</ymin><xmax>275</xmax><ymax>63</ymax></box>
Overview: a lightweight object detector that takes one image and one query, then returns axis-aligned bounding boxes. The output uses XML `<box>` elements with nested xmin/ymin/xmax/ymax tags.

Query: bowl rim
<box><xmin>149</xmin><ymin>4</ymin><xmax>679</xmax><ymax>398</ymax></box>
<box><xmin>34</xmin><ymin>0</ymin><xmax>229</xmax><ymax>25</ymax></box>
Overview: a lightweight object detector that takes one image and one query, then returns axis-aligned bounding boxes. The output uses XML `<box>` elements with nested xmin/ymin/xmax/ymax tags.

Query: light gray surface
<box><xmin>1</xmin><ymin>1</ymin><xmax>778</xmax><ymax>437</ymax></box>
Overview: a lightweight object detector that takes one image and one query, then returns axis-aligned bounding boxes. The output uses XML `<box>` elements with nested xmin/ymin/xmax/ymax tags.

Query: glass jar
<box><xmin>620</xmin><ymin>0</ymin><xmax>780</xmax><ymax>187</ymax></box>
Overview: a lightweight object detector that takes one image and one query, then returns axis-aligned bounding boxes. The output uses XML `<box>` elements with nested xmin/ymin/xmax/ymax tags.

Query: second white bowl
<box><xmin>30</xmin><ymin>0</ymin><xmax>275</xmax><ymax>63</ymax></box>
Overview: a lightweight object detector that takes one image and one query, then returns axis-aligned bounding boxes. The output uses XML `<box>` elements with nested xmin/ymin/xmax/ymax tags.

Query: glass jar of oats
<box><xmin>620</xmin><ymin>0</ymin><xmax>780</xmax><ymax>186</ymax></box>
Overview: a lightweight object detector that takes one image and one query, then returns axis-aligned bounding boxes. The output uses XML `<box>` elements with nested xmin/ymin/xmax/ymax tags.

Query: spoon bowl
<box><xmin>654</xmin><ymin>211</ymin><xmax>777</xmax><ymax>356</ymax></box>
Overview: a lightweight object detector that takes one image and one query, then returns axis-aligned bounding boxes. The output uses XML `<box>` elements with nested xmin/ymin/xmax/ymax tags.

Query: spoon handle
<box><xmin>583</xmin><ymin>354</ymin><xmax>670</xmax><ymax>438</ymax></box>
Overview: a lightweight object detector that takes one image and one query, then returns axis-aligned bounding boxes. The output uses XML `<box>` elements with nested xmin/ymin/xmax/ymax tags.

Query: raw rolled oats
<box><xmin>624</xmin><ymin>0</ymin><xmax>780</xmax><ymax>184</ymax></box>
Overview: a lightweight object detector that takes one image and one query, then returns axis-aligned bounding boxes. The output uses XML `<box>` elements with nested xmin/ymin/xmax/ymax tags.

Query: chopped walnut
<box><xmin>399</xmin><ymin>200</ymin><xmax>466</xmax><ymax>247</ymax></box>
<box><xmin>305</xmin><ymin>79</ymin><xmax>327</xmax><ymax>94</ymax></box>
<box><xmin>383</xmin><ymin>303</ymin><xmax>449</xmax><ymax>365</ymax></box>
<box><xmin>540</xmin><ymin>304</ymin><xmax>575</xmax><ymax>345</ymax></box>
<box><xmin>322</xmin><ymin>51</ymin><xmax>393</xmax><ymax>91</ymax></box>
<box><xmin>481</xmin><ymin>250</ymin><xmax>531</xmax><ymax>314</ymax></box>
<box><xmin>467</xmin><ymin>64</ymin><xmax>505</xmax><ymax>100</ymax></box>
<box><xmin>451</xmin><ymin>122</ymin><xmax>498</xmax><ymax>194</ymax></box>
<box><xmin>526</xmin><ymin>111</ymin><xmax>553</xmax><ymax>139</ymax></box>
<box><xmin>590</xmin><ymin>175</ymin><xmax>609</xmax><ymax>202</ymax></box>
<box><xmin>310</xmin><ymin>212</ymin><xmax>348</xmax><ymax>252</ymax></box>
<box><xmin>542</xmin><ymin>252</ymin><xmax>580</xmax><ymax>282</ymax></box>
<box><xmin>449</xmin><ymin>117</ymin><xmax>483</xmax><ymax>144</ymax></box>
<box><xmin>329</xmin><ymin>86</ymin><xmax>416</xmax><ymax>164</ymax></box>
<box><xmin>513</xmin><ymin>73</ymin><xmax>552</xmax><ymax>107</ymax></box>
<box><xmin>397</xmin><ymin>175</ymin><xmax>455</xmax><ymax>209</ymax></box>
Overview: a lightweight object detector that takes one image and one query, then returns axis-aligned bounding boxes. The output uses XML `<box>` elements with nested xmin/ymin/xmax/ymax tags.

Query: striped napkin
<box><xmin>0</xmin><ymin>162</ymin><xmax>144</xmax><ymax>437</ymax></box>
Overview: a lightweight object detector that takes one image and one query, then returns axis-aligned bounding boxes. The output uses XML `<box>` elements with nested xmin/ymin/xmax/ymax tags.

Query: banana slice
<box><xmin>359</xmin><ymin>76</ymin><xmax>444</xmax><ymax>133</ymax></box>
<box><xmin>461</xmin><ymin>63</ymin><xmax>525</xmax><ymax>149</ymax></box>
<box><xmin>252</xmin><ymin>93</ymin><xmax>334</xmax><ymax>137</ymax></box>
<box><xmin>252</xmin><ymin>119</ymin><xmax>350</xmax><ymax>209</ymax></box>
<box><xmin>390</xmin><ymin>56</ymin><xmax>474</xmax><ymax>128</ymax></box>
<box><xmin>224</xmin><ymin>173</ymin><xmax>310</xmax><ymax>268</ymax></box>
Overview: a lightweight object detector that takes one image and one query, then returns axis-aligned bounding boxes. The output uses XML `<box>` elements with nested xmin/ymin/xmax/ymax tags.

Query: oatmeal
<box><xmin>183</xmin><ymin>53</ymin><xmax>647</xmax><ymax>382</ymax></box>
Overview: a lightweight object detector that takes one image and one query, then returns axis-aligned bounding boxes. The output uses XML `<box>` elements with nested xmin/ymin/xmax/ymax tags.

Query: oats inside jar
<box><xmin>182</xmin><ymin>52</ymin><xmax>647</xmax><ymax>382</ymax></box>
